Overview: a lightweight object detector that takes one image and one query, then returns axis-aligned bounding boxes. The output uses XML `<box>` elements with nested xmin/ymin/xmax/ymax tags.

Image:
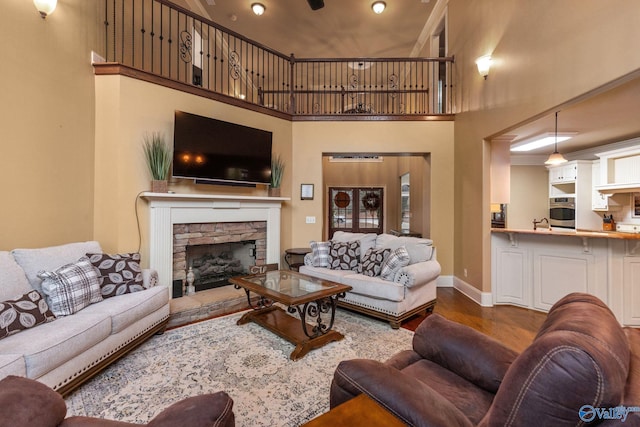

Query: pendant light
<box><xmin>544</xmin><ymin>112</ymin><xmax>568</xmax><ymax>165</ymax></box>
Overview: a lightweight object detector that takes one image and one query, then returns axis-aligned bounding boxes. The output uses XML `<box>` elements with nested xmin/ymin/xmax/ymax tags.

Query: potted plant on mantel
<box><xmin>143</xmin><ymin>132</ymin><xmax>173</xmax><ymax>193</ymax></box>
<box><xmin>269</xmin><ymin>154</ymin><xmax>285</xmax><ymax>197</ymax></box>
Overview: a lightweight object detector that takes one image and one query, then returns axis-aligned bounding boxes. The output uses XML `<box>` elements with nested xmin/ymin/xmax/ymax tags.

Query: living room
<box><xmin>2</xmin><ymin>0</ymin><xmax>640</xmax><ymax>425</ymax></box>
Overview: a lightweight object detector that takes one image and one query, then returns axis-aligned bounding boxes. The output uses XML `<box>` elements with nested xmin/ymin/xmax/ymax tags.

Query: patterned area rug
<box><xmin>65</xmin><ymin>308</ymin><xmax>414</xmax><ymax>426</ymax></box>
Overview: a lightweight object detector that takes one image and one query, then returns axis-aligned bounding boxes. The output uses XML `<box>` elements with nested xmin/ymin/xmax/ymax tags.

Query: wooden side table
<box><xmin>302</xmin><ymin>394</ymin><xmax>407</xmax><ymax>426</ymax></box>
<box><xmin>284</xmin><ymin>247</ymin><xmax>311</xmax><ymax>271</ymax></box>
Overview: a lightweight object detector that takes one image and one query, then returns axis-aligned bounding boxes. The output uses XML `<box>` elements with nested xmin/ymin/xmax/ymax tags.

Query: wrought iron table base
<box><xmin>236</xmin><ymin>289</ymin><xmax>346</xmax><ymax>360</ymax></box>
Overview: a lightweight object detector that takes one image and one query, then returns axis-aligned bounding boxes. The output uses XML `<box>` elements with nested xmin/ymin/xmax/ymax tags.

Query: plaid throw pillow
<box><xmin>328</xmin><ymin>240</ymin><xmax>361</xmax><ymax>271</ymax></box>
<box><xmin>86</xmin><ymin>252</ymin><xmax>144</xmax><ymax>298</ymax></box>
<box><xmin>361</xmin><ymin>247</ymin><xmax>391</xmax><ymax>277</ymax></box>
<box><xmin>0</xmin><ymin>290</ymin><xmax>55</xmax><ymax>340</ymax></box>
<box><xmin>380</xmin><ymin>246</ymin><xmax>411</xmax><ymax>281</ymax></box>
<box><xmin>38</xmin><ymin>257</ymin><xmax>103</xmax><ymax>316</ymax></box>
<box><xmin>310</xmin><ymin>241</ymin><xmax>331</xmax><ymax>267</ymax></box>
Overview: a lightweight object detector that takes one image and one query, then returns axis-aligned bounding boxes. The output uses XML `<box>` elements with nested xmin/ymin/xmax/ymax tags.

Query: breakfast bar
<box><xmin>491</xmin><ymin>227</ymin><xmax>640</xmax><ymax>327</ymax></box>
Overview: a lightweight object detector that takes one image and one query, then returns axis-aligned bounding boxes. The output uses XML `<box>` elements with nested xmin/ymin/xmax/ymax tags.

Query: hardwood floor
<box><xmin>403</xmin><ymin>288</ymin><xmax>547</xmax><ymax>353</ymax></box>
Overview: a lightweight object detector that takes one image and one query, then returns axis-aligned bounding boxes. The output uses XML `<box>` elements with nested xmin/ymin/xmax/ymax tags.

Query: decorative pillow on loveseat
<box><xmin>380</xmin><ymin>246</ymin><xmax>411</xmax><ymax>281</ymax></box>
<box><xmin>309</xmin><ymin>241</ymin><xmax>331</xmax><ymax>268</ymax></box>
<box><xmin>37</xmin><ymin>257</ymin><xmax>103</xmax><ymax>316</ymax></box>
<box><xmin>87</xmin><ymin>252</ymin><xmax>144</xmax><ymax>298</ymax></box>
<box><xmin>361</xmin><ymin>248</ymin><xmax>391</xmax><ymax>277</ymax></box>
<box><xmin>328</xmin><ymin>241</ymin><xmax>361</xmax><ymax>271</ymax></box>
<box><xmin>0</xmin><ymin>290</ymin><xmax>55</xmax><ymax>340</ymax></box>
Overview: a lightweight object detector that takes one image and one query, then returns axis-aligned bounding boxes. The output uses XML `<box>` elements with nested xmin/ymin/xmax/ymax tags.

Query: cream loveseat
<box><xmin>0</xmin><ymin>241</ymin><xmax>170</xmax><ymax>396</ymax></box>
<box><xmin>299</xmin><ymin>231</ymin><xmax>440</xmax><ymax>328</ymax></box>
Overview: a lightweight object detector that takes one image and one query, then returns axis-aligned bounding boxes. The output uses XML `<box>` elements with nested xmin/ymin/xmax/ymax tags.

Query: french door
<box><xmin>328</xmin><ymin>187</ymin><xmax>384</xmax><ymax>238</ymax></box>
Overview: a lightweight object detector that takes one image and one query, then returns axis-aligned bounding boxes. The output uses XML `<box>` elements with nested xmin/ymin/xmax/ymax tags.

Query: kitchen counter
<box><xmin>491</xmin><ymin>228</ymin><xmax>640</xmax><ymax>326</ymax></box>
<box><xmin>492</xmin><ymin>227</ymin><xmax>640</xmax><ymax>240</ymax></box>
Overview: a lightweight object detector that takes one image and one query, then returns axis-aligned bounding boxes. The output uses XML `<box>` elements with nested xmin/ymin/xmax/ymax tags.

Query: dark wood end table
<box><xmin>284</xmin><ymin>247</ymin><xmax>312</xmax><ymax>271</ymax></box>
<box><xmin>230</xmin><ymin>270</ymin><xmax>352</xmax><ymax>360</ymax></box>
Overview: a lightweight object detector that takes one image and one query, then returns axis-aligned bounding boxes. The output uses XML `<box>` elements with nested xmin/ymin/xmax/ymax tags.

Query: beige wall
<box><xmin>94</xmin><ymin>77</ymin><xmax>454</xmax><ymax>274</ymax></box>
<box><xmin>447</xmin><ymin>0</ymin><xmax>640</xmax><ymax>292</ymax></box>
<box><xmin>508</xmin><ymin>166</ymin><xmax>549</xmax><ymax>229</ymax></box>
<box><xmin>0</xmin><ymin>0</ymin><xmax>100</xmax><ymax>250</ymax></box>
<box><xmin>292</xmin><ymin>121</ymin><xmax>454</xmax><ymax>275</ymax></box>
<box><xmin>94</xmin><ymin>76</ymin><xmax>294</xmax><ymax>265</ymax></box>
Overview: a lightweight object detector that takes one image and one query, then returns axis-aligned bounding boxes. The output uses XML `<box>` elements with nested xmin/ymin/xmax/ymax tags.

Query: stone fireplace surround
<box><xmin>142</xmin><ymin>193</ymin><xmax>286</xmax><ymax>298</ymax></box>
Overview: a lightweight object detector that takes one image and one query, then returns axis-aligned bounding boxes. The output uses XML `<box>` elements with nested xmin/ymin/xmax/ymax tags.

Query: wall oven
<box><xmin>549</xmin><ymin>197</ymin><xmax>575</xmax><ymax>229</ymax></box>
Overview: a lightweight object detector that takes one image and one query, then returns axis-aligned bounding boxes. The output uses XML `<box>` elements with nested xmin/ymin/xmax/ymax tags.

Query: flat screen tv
<box><xmin>172</xmin><ymin>111</ymin><xmax>272</xmax><ymax>186</ymax></box>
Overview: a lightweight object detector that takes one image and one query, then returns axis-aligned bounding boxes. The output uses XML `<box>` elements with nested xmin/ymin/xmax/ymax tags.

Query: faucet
<box><xmin>533</xmin><ymin>217</ymin><xmax>549</xmax><ymax>231</ymax></box>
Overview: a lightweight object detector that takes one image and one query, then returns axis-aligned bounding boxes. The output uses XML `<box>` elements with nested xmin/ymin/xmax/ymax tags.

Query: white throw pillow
<box><xmin>380</xmin><ymin>246</ymin><xmax>411</xmax><ymax>281</ymax></box>
<box><xmin>38</xmin><ymin>257</ymin><xmax>103</xmax><ymax>317</ymax></box>
<box><xmin>309</xmin><ymin>241</ymin><xmax>331</xmax><ymax>267</ymax></box>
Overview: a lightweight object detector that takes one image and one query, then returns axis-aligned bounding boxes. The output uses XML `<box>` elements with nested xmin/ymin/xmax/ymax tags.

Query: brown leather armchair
<box><xmin>0</xmin><ymin>375</ymin><xmax>235</xmax><ymax>427</ymax></box>
<box><xmin>330</xmin><ymin>293</ymin><xmax>640</xmax><ymax>426</ymax></box>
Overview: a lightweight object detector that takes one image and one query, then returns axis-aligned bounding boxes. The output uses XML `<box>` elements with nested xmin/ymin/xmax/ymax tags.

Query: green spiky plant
<box><xmin>270</xmin><ymin>154</ymin><xmax>285</xmax><ymax>188</ymax></box>
<box><xmin>142</xmin><ymin>132</ymin><xmax>172</xmax><ymax>181</ymax></box>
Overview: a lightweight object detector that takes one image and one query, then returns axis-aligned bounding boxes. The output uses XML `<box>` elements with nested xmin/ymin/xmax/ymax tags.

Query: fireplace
<box><xmin>143</xmin><ymin>193</ymin><xmax>285</xmax><ymax>299</ymax></box>
<box><xmin>172</xmin><ymin>221</ymin><xmax>267</xmax><ymax>297</ymax></box>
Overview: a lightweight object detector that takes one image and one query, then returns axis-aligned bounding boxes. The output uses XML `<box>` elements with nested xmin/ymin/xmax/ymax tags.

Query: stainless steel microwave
<box><xmin>549</xmin><ymin>197</ymin><xmax>575</xmax><ymax>229</ymax></box>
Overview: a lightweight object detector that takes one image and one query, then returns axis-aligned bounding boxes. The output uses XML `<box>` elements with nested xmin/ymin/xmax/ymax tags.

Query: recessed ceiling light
<box><xmin>372</xmin><ymin>1</ymin><xmax>386</xmax><ymax>14</ymax></box>
<box><xmin>510</xmin><ymin>132</ymin><xmax>577</xmax><ymax>152</ymax></box>
<box><xmin>251</xmin><ymin>3</ymin><xmax>265</xmax><ymax>16</ymax></box>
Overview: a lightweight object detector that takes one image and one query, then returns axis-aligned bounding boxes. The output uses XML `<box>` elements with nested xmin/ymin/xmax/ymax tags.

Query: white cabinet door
<box><xmin>533</xmin><ymin>250</ymin><xmax>592</xmax><ymax>311</ymax></box>
<box><xmin>623</xmin><ymin>256</ymin><xmax>640</xmax><ymax>326</ymax></box>
<box><xmin>562</xmin><ymin>164</ymin><xmax>577</xmax><ymax>182</ymax></box>
<box><xmin>549</xmin><ymin>163</ymin><xmax>578</xmax><ymax>184</ymax></box>
<box><xmin>494</xmin><ymin>246</ymin><xmax>530</xmax><ymax>307</ymax></box>
<box><xmin>549</xmin><ymin>166</ymin><xmax>564</xmax><ymax>184</ymax></box>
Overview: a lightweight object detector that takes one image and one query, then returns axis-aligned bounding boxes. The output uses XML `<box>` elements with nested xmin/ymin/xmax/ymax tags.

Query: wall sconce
<box><xmin>34</xmin><ymin>0</ymin><xmax>57</xmax><ymax>19</ymax></box>
<box><xmin>372</xmin><ymin>1</ymin><xmax>386</xmax><ymax>14</ymax></box>
<box><xmin>251</xmin><ymin>3</ymin><xmax>266</xmax><ymax>16</ymax></box>
<box><xmin>475</xmin><ymin>55</ymin><xmax>492</xmax><ymax>80</ymax></box>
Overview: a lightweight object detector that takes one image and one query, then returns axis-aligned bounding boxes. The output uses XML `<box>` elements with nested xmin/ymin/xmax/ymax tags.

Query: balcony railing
<box><xmin>102</xmin><ymin>0</ymin><xmax>454</xmax><ymax>118</ymax></box>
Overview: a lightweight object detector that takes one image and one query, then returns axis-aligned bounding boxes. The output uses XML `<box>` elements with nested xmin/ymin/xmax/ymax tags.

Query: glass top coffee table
<box><xmin>230</xmin><ymin>270</ymin><xmax>352</xmax><ymax>360</ymax></box>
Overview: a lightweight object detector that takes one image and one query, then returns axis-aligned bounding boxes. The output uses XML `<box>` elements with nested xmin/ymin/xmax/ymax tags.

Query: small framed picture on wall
<box><xmin>633</xmin><ymin>192</ymin><xmax>640</xmax><ymax>218</ymax></box>
<box><xmin>301</xmin><ymin>184</ymin><xmax>314</xmax><ymax>200</ymax></box>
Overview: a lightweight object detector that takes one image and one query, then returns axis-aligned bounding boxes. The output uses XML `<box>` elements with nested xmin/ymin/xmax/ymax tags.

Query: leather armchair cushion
<box><xmin>412</xmin><ymin>314</ymin><xmax>518</xmax><ymax>393</ymax></box>
<box><xmin>331</xmin><ymin>359</ymin><xmax>473</xmax><ymax>427</ymax></box>
<box><xmin>147</xmin><ymin>392</ymin><xmax>235</xmax><ymax>427</ymax></box>
<box><xmin>0</xmin><ymin>375</ymin><xmax>66</xmax><ymax>427</ymax></box>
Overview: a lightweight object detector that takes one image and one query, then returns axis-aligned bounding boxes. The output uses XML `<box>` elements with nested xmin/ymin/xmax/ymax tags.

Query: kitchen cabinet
<box><xmin>532</xmin><ymin>249</ymin><xmax>595</xmax><ymax>311</ymax></box>
<box><xmin>548</xmin><ymin>160</ymin><xmax>601</xmax><ymax>230</ymax></box>
<box><xmin>549</xmin><ymin>163</ymin><xmax>577</xmax><ymax>184</ymax></box>
<box><xmin>491</xmin><ymin>232</ymin><xmax>609</xmax><ymax>318</ymax></box>
<box><xmin>591</xmin><ymin>160</ymin><xmax>620</xmax><ymax>211</ymax></box>
<box><xmin>623</xmin><ymin>254</ymin><xmax>640</xmax><ymax>326</ymax></box>
<box><xmin>493</xmin><ymin>245</ymin><xmax>530</xmax><ymax>307</ymax></box>
<box><xmin>595</xmin><ymin>144</ymin><xmax>640</xmax><ymax>194</ymax></box>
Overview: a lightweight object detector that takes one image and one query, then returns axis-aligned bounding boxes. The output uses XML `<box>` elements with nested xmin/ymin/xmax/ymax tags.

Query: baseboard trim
<box><xmin>436</xmin><ymin>275</ymin><xmax>453</xmax><ymax>287</ymax></box>
<box><xmin>452</xmin><ymin>276</ymin><xmax>493</xmax><ymax>307</ymax></box>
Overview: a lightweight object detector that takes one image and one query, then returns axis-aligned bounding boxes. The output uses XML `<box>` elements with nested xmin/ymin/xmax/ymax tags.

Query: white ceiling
<box><xmin>502</xmin><ymin>72</ymin><xmax>640</xmax><ymax>158</ymax></box>
<box><xmin>178</xmin><ymin>1</ymin><xmax>640</xmax><ymax>159</ymax></box>
<box><xmin>179</xmin><ymin>0</ymin><xmax>438</xmax><ymax>58</ymax></box>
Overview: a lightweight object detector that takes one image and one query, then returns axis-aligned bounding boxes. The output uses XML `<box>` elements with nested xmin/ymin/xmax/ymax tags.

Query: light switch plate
<box><xmin>306</xmin><ymin>216</ymin><xmax>316</xmax><ymax>224</ymax></box>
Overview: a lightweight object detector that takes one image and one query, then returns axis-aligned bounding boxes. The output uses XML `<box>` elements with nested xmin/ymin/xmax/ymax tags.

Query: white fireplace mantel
<box><xmin>142</xmin><ymin>192</ymin><xmax>288</xmax><ymax>297</ymax></box>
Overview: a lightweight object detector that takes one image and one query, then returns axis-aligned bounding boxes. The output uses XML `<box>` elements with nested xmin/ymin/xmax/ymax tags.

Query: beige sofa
<box><xmin>0</xmin><ymin>241</ymin><xmax>169</xmax><ymax>396</ymax></box>
<box><xmin>299</xmin><ymin>232</ymin><xmax>440</xmax><ymax>328</ymax></box>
